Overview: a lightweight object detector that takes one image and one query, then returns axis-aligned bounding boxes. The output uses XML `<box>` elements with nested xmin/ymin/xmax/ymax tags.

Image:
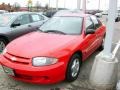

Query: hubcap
<box><xmin>71</xmin><ymin>58</ymin><xmax>80</xmax><ymax>77</ymax></box>
<box><xmin>0</xmin><ymin>41</ymin><xmax>5</xmax><ymax>53</ymax></box>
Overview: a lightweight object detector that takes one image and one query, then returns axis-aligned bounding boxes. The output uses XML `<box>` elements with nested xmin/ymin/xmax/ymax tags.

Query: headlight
<box><xmin>2</xmin><ymin>48</ymin><xmax>7</xmax><ymax>55</ymax></box>
<box><xmin>32</xmin><ymin>57</ymin><xmax>58</xmax><ymax>66</ymax></box>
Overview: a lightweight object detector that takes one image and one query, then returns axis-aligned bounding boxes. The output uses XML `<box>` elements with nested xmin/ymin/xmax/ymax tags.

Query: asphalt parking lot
<box><xmin>0</xmin><ymin>16</ymin><xmax>120</xmax><ymax>90</ymax></box>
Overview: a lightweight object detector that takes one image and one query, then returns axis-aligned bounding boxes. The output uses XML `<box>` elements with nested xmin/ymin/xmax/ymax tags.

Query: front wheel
<box><xmin>65</xmin><ymin>53</ymin><xmax>82</xmax><ymax>82</ymax></box>
<box><xmin>0</xmin><ymin>39</ymin><xmax>7</xmax><ymax>53</ymax></box>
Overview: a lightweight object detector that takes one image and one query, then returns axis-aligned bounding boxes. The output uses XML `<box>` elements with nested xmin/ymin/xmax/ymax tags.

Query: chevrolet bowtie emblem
<box><xmin>11</xmin><ymin>57</ymin><xmax>17</xmax><ymax>61</ymax></box>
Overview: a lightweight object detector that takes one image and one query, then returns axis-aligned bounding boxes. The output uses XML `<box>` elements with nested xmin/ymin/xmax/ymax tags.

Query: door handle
<box><xmin>28</xmin><ymin>25</ymin><xmax>32</xmax><ymax>27</ymax></box>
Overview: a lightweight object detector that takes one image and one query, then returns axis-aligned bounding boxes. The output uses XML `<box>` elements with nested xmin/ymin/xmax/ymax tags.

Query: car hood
<box><xmin>6</xmin><ymin>32</ymin><xmax>79</xmax><ymax>58</ymax></box>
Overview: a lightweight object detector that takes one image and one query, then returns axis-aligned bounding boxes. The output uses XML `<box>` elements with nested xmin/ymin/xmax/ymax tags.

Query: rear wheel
<box><xmin>98</xmin><ymin>37</ymin><xmax>105</xmax><ymax>51</ymax></box>
<box><xmin>66</xmin><ymin>53</ymin><xmax>82</xmax><ymax>82</ymax></box>
<box><xmin>0</xmin><ymin>39</ymin><xmax>7</xmax><ymax>53</ymax></box>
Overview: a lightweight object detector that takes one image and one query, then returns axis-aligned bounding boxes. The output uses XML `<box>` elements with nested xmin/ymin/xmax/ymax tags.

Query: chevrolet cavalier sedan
<box><xmin>0</xmin><ymin>11</ymin><xmax>106</xmax><ymax>84</ymax></box>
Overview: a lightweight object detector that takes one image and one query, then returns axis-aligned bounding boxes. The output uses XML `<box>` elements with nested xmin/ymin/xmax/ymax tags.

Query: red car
<box><xmin>0</xmin><ymin>11</ymin><xmax>106</xmax><ymax>84</ymax></box>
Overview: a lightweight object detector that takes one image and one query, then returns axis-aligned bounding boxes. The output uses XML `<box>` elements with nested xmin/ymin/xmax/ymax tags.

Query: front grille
<box><xmin>4</xmin><ymin>52</ymin><xmax>30</xmax><ymax>65</ymax></box>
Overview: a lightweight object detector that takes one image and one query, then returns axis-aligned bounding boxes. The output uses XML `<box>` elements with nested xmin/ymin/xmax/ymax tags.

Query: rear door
<box><xmin>9</xmin><ymin>14</ymin><xmax>36</xmax><ymax>40</ymax></box>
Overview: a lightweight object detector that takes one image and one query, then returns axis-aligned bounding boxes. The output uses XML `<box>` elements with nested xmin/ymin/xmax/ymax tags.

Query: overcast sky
<box><xmin>0</xmin><ymin>0</ymin><xmax>119</xmax><ymax>10</ymax></box>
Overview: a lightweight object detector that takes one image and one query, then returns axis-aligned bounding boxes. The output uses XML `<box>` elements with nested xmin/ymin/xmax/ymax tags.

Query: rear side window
<box><xmin>91</xmin><ymin>16</ymin><xmax>101</xmax><ymax>29</ymax></box>
<box><xmin>39</xmin><ymin>15</ymin><xmax>44</xmax><ymax>20</ymax></box>
<box><xmin>31</xmin><ymin>14</ymin><xmax>41</xmax><ymax>22</ymax></box>
<box><xmin>13</xmin><ymin>14</ymin><xmax>30</xmax><ymax>25</ymax></box>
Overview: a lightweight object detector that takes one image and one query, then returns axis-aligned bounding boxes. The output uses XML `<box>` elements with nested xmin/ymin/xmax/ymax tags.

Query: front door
<box><xmin>82</xmin><ymin>17</ymin><xmax>99</xmax><ymax>59</ymax></box>
<box><xmin>9</xmin><ymin>14</ymin><xmax>36</xmax><ymax>41</ymax></box>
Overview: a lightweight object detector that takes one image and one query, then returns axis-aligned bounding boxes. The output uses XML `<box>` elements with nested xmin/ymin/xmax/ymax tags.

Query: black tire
<box><xmin>115</xmin><ymin>17</ymin><xmax>119</xmax><ymax>22</ymax></box>
<box><xmin>98</xmin><ymin>38</ymin><xmax>105</xmax><ymax>51</ymax></box>
<box><xmin>118</xmin><ymin>17</ymin><xmax>120</xmax><ymax>22</ymax></box>
<box><xmin>0</xmin><ymin>38</ymin><xmax>7</xmax><ymax>52</ymax></box>
<box><xmin>65</xmin><ymin>53</ymin><xmax>82</xmax><ymax>82</ymax></box>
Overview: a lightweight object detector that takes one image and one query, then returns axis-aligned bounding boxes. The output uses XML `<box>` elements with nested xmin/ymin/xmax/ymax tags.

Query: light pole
<box><xmin>82</xmin><ymin>0</ymin><xmax>86</xmax><ymax>13</ymax></box>
<box><xmin>48</xmin><ymin>0</ymin><xmax>50</xmax><ymax>8</ymax></box>
<box><xmin>98</xmin><ymin>0</ymin><xmax>100</xmax><ymax>10</ymax></box>
<box><xmin>28</xmin><ymin>0</ymin><xmax>32</xmax><ymax>11</ymax></box>
<box><xmin>90</xmin><ymin>0</ymin><xmax>118</xmax><ymax>89</ymax></box>
<box><xmin>77</xmin><ymin>0</ymin><xmax>81</xmax><ymax>9</ymax></box>
<box><xmin>56</xmin><ymin>0</ymin><xmax>58</xmax><ymax>10</ymax></box>
<box><xmin>64</xmin><ymin>0</ymin><xmax>66</xmax><ymax>8</ymax></box>
<box><xmin>103</xmin><ymin>0</ymin><xmax>117</xmax><ymax>57</ymax></box>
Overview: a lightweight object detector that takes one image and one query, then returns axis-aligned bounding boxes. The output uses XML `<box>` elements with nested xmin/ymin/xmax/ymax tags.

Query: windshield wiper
<box><xmin>44</xmin><ymin>30</ymin><xmax>66</xmax><ymax>35</ymax></box>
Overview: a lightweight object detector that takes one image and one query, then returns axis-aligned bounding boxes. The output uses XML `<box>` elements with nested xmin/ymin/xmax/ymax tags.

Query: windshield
<box><xmin>0</xmin><ymin>14</ymin><xmax>16</xmax><ymax>26</ymax></box>
<box><xmin>40</xmin><ymin>17</ymin><xmax>83</xmax><ymax>35</ymax></box>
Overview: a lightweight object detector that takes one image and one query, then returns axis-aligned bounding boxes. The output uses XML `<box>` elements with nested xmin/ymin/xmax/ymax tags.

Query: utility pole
<box><xmin>103</xmin><ymin>0</ymin><xmax>117</xmax><ymax>57</ymax></box>
<box><xmin>64</xmin><ymin>0</ymin><xmax>66</xmax><ymax>8</ymax></box>
<box><xmin>48</xmin><ymin>0</ymin><xmax>50</xmax><ymax>8</ymax></box>
<box><xmin>56</xmin><ymin>0</ymin><xmax>58</xmax><ymax>10</ymax></box>
<box><xmin>28</xmin><ymin>0</ymin><xmax>32</xmax><ymax>11</ymax></box>
<box><xmin>77</xmin><ymin>0</ymin><xmax>81</xmax><ymax>9</ymax></box>
<box><xmin>98</xmin><ymin>0</ymin><xmax>100</xmax><ymax>10</ymax></box>
<box><xmin>82</xmin><ymin>0</ymin><xmax>86</xmax><ymax>13</ymax></box>
<box><xmin>90</xmin><ymin>0</ymin><xmax>118</xmax><ymax>89</ymax></box>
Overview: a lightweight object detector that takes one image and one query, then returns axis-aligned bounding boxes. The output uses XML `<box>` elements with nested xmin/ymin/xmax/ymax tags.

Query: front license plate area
<box><xmin>2</xmin><ymin>66</ymin><xmax>14</xmax><ymax>76</ymax></box>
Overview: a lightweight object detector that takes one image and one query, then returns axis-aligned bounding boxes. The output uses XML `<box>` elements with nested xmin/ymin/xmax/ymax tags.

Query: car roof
<box><xmin>3</xmin><ymin>12</ymin><xmax>39</xmax><ymax>16</ymax></box>
<box><xmin>54</xmin><ymin>10</ymin><xmax>91</xmax><ymax>17</ymax></box>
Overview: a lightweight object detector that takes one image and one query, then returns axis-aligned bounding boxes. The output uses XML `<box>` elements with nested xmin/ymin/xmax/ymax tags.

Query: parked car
<box><xmin>0</xmin><ymin>11</ymin><xmax>106</xmax><ymax>84</ymax></box>
<box><xmin>86</xmin><ymin>10</ymin><xmax>102</xmax><ymax>15</ymax></box>
<box><xmin>43</xmin><ymin>8</ymin><xmax>69</xmax><ymax>18</ymax></box>
<box><xmin>0</xmin><ymin>10</ymin><xmax>8</xmax><ymax>14</ymax></box>
<box><xmin>43</xmin><ymin>10</ymin><xmax>57</xmax><ymax>18</ymax></box>
<box><xmin>37</xmin><ymin>12</ymin><xmax>49</xmax><ymax>20</ymax></box>
<box><xmin>0</xmin><ymin>12</ymin><xmax>48</xmax><ymax>52</ymax></box>
<box><xmin>102</xmin><ymin>10</ymin><xmax>108</xmax><ymax>15</ymax></box>
<box><xmin>95</xmin><ymin>13</ymin><xmax>102</xmax><ymax>18</ymax></box>
<box><xmin>37</xmin><ymin>12</ymin><xmax>44</xmax><ymax>15</ymax></box>
<box><xmin>115</xmin><ymin>10</ymin><xmax>120</xmax><ymax>22</ymax></box>
<box><xmin>105</xmin><ymin>10</ymin><xmax>120</xmax><ymax>22</ymax></box>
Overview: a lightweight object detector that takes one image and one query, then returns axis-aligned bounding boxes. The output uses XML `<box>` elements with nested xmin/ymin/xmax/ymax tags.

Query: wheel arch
<box><xmin>0</xmin><ymin>35</ymin><xmax>9</xmax><ymax>44</ymax></box>
<box><xmin>65</xmin><ymin>50</ymin><xmax>83</xmax><ymax>82</ymax></box>
<box><xmin>73</xmin><ymin>50</ymin><xmax>83</xmax><ymax>61</ymax></box>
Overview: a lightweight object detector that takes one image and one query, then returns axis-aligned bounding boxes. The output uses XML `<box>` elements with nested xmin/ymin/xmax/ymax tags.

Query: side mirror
<box><xmin>11</xmin><ymin>23</ymin><xmax>21</xmax><ymax>28</ymax></box>
<box><xmin>86</xmin><ymin>29</ymin><xmax>95</xmax><ymax>34</ymax></box>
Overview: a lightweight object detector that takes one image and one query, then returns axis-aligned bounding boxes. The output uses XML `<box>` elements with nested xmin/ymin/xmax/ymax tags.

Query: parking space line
<box><xmin>112</xmin><ymin>40</ymin><xmax>120</xmax><ymax>58</ymax></box>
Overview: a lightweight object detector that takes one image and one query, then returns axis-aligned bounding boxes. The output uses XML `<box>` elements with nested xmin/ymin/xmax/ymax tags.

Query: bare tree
<box><xmin>13</xmin><ymin>2</ymin><xmax>21</xmax><ymax>11</ymax></box>
<box><xmin>45</xmin><ymin>4</ymin><xmax>49</xmax><ymax>10</ymax></box>
<box><xmin>7</xmin><ymin>3</ymin><xmax>11</xmax><ymax>12</ymax></box>
<box><xmin>1</xmin><ymin>3</ymin><xmax>5</xmax><ymax>10</ymax></box>
<box><xmin>35</xmin><ymin>1</ymin><xmax>41</xmax><ymax>12</ymax></box>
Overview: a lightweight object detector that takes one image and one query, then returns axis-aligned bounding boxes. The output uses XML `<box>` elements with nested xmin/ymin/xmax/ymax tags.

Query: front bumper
<box><xmin>0</xmin><ymin>55</ymin><xmax>66</xmax><ymax>84</ymax></box>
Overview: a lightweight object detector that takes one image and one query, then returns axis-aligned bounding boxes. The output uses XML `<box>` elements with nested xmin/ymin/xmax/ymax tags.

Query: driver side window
<box><xmin>13</xmin><ymin>14</ymin><xmax>30</xmax><ymax>25</ymax></box>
